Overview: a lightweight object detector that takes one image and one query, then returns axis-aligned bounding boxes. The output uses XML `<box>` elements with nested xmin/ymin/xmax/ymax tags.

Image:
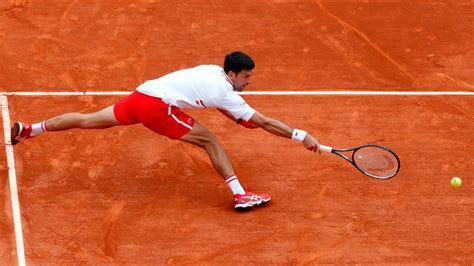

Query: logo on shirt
<box><xmin>188</xmin><ymin>118</ymin><xmax>193</xmax><ymax>125</ymax></box>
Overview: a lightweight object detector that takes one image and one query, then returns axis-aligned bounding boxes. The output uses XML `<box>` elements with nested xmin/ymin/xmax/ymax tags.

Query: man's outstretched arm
<box><xmin>249</xmin><ymin>111</ymin><xmax>321</xmax><ymax>153</ymax></box>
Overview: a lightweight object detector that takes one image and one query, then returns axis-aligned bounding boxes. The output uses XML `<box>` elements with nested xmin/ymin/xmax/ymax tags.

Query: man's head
<box><xmin>224</xmin><ymin>51</ymin><xmax>255</xmax><ymax>91</ymax></box>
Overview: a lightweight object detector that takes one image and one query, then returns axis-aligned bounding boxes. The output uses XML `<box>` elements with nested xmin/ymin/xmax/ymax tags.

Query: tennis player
<box><xmin>11</xmin><ymin>51</ymin><xmax>321</xmax><ymax>210</ymax></box>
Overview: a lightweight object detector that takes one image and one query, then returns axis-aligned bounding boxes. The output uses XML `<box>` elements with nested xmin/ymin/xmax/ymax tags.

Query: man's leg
<box><xmin>179</xmin><ymin>121</ymin><xmax>234</xmax><ymax>179</ymax></box>
<box><xmin>179</xmin><ymin>121</ymin><xmax>270</xmax><ymax>209</ymax></box>
<box><xmin>11</xmin><ymin>105</ymin><xmax>119</xmax><ymax>145</ymax></box>
<box><xmin>45</xmin><ymin>105</ymin><xmax>119</xmax><ymax>131</ymax></box>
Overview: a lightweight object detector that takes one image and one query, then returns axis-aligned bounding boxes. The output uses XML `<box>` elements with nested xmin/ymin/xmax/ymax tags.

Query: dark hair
<box><xmin>223</xmin><ymin>51</ymin><xmax>255</xmax><ymax>74</ymax></box>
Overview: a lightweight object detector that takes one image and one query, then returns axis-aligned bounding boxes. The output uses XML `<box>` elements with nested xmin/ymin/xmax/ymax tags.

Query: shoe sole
<box><xmin>10</xmin><ymin>122</ymin><xmax>22</xmax><ymax>145</ymax></box>
<box><xmin>235</xmin><ymin>198</ymin><xmax>271</xmax><ymax>210</ymax></box>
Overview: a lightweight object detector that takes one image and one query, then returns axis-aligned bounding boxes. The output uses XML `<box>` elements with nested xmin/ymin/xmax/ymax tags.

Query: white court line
<box><xmin>1</xmin><ymin>96</ymin><xmax>26</xmax><ymax>266</ymax></box>
<box><xmin>240</xmin><ymin>91</ymin><xmax>474</xmax><ymax>96</ymax></box>
<box><xmin>0</xmin><ymin>90</ymin><xmax>472</xmax><ymax>96</ymax></box>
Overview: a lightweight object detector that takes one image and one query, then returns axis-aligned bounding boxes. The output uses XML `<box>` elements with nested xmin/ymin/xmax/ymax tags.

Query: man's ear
<box><xmin>227</xmin><ymin>71</ymin><xmax>237</xmax><ymax>79</ymax></box>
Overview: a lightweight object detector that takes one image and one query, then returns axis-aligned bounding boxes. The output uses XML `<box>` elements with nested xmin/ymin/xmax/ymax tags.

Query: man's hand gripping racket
<box><xmin>316</xmin><ymin>142</ymin><xmax>400</xmax><ymax>179</ymax></box>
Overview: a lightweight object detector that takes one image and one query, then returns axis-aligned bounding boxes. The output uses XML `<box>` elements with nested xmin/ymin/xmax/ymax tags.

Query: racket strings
<box><xmin>353</xmin><ymin>146</ymin><xmax>399</xmax><ymax>178</ymax></box>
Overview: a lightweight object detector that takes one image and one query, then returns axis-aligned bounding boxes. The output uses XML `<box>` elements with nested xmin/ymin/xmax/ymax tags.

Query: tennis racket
<box><xmin>319</xmin><ymin>144</ymin><xmax>400</xmax><ymax>179</ymax></box>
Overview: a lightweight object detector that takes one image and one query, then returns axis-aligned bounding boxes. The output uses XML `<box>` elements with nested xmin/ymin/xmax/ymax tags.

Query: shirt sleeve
<box><xmin>218</xmin><ymin>91</ymin><xmax>256</xmax><ymax>121</ymax></box>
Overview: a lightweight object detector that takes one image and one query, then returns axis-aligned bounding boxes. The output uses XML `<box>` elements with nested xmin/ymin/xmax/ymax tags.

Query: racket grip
<box><xmin>319</xmin><ymin>145</ymin><xmax>333</xmax><ymax>153</ymax></box>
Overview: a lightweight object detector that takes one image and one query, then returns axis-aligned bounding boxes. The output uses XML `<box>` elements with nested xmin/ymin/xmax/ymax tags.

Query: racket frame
<box><xmin>319</xmin><ymin>144</ymin><xmax>400</xmax><ymax>179</ymax></box>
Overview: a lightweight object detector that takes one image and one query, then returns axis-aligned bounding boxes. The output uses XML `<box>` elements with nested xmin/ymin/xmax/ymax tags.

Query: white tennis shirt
<box><xmin>136</xmin><ymin>65</ymin><xmax>256</xmax><ymax>121</ymax></box>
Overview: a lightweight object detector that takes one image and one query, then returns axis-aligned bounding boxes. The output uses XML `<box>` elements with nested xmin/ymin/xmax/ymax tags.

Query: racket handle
<box><xmin>319</xmin><ymin>145</ymin><xmax>333</xmax><ymax>153</ymax></box>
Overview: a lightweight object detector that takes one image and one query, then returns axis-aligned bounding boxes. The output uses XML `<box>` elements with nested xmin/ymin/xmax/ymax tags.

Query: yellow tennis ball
<box><xmin>451</xmin><ymin>177</ymin><xmax>462</xmax><ymax>188</ymax></box>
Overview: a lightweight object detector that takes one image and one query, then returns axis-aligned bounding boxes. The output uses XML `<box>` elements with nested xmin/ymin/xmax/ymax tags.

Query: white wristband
<box><xmin>292</xmin><ymin>129</ymin><xmax>307</xmax><ymax>142</ymax></box>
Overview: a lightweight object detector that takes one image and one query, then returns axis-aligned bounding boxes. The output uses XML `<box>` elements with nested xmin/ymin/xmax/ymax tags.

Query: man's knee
<box><xmin>199</xmin><ymin>130</ymin><xmax>219</xmax><ymax>146</ymax></box>
<box><xmin>76</xmin><ymin>113</ymin><xmax>93</xmax><ymax>128</ymax></box>
<box><xmin>204</xmin><ymin>132</ymin><xmax>219</xmax><ymax>145</ymax></box>
<box><xmin>179</xmin><ymin>121</ymin><xmax>221</xmax><ymax>148</ymax></box>
<box><xmin>78</xmin><ymin>113</ymin><xmax>106</xmax><ymax>128</ymax></box>
<box><xmin>193</xmin><ymin>130</ymin><xmax>220</xmax><ymax>148</ymax></box>
<box><xmin>79</xmin><ymin>109</ymin><xmax>117</xmax><ymax>129</ymax></box>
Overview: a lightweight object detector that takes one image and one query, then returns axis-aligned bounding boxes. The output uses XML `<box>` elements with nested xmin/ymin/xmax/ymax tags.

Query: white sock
<box><xmin>31</xmin><ymin>121</ymin><xmax>47</xmax><ymax>137</ymax></box>
<box><xmin>226</xmin><ymin>175</ymin><xmax>246</xmax><ymax>195</ymax></box>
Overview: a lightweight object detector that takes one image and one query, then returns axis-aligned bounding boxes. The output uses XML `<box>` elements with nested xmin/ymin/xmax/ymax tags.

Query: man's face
<box><xmin>228</xmin><ymin>69</ymin><xmax>253</xmax><ymax>92</ymax></box>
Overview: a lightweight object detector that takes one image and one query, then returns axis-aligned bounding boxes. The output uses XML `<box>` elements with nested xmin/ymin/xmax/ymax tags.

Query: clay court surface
<box><xmin>1</xmin><ymin>0</ymin><xmax>473</xmax><ymax>264</ymax></box>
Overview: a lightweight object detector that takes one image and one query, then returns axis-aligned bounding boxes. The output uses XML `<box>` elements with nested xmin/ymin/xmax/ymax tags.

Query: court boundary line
<box><xmin>0</xmin><ymin>90</ymin><xmax>473</xmax><ymax>96</ymax></box>
<box><xmin>0</xmin><ymin>96</ymin><xmax>26</xmax><ymax>266</ymax></box>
